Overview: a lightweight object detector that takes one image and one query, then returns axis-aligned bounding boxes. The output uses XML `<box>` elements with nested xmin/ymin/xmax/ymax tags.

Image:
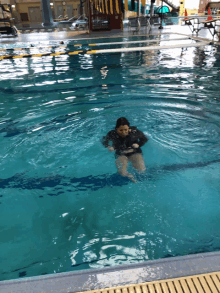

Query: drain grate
<box><xmin>77</xmin><ymin>272</ymin><xmax>220</xmax><ymax>293</ymax></box>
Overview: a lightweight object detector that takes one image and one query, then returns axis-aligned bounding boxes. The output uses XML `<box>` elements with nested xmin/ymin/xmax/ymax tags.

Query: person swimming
<box><xmin>102</xmin><ymin>117</ymin><xmax>148</xmax><ymax>182</ymax></box>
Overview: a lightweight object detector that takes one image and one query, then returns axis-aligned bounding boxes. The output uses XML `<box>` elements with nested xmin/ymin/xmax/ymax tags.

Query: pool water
<box><xmin>0</xmin><ymin>35</ymin><xmax>220</xmax><ymax>281</ymax></box>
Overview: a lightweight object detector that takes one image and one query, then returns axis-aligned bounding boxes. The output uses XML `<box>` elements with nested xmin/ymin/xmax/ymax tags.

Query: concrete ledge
<box><xmin>1</xmin><ymin>251</ymin><xmax>220</xmax><ymax>293</ymax></box>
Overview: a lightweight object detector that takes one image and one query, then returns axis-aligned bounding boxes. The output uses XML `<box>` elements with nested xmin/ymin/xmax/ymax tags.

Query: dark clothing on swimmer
<box><xmin>102</xmin><ymin>126</ymin><xmax>148</xmax><ymax>157</ymax></box>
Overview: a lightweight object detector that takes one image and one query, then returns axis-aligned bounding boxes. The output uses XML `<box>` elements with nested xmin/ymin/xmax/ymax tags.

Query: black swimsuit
<box><xmin>102</xmin><ymin>126</ymin><xmax>148</xmax><ymax>158</ymax></box>
<box><xmin>117</xmin><ymin>148</ymin><xmax>142</xmax><ymax>158</ymax></box>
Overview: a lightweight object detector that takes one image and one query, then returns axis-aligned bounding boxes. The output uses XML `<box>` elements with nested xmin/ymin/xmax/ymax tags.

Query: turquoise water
<box><xmin>0</xmin><ymin>35</ymin><xmax>220</xmax><ymax>281</ymax></box>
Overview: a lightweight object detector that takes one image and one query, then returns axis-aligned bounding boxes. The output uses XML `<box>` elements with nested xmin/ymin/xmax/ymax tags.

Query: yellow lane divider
<box><xmin>68</xmin><ymin>50</ymin><xmax>84</xmax><ymax>55</ymax></box>
<box><xmin>0</xmin><ymin>40</ymin><xmax>209</xmax><ymax>60</ymax></box>
<box><xmin>31</xmin><ymin>53</ymin><xmax>52</xmax><ymax>58</ymax></box>
<box><xmin>0</xmin><ymin>37</ymin><xmax>190</xmax><ymax>53</ymax></box>
<box><xmin>50</xmin><ymin>52</ymin><xmax>66</xmax><ymax>56</ymax></box>
<box><xmin>86</xmin><ymin>50</ymin><xmax>98</xmax><ymax>54</ymax></box>
<box><xmin>0</xmin><ymin>50</ymin><xmax>91</xmax><ymax>60</ymax></box>
<box><xmin>13</xmin><ymin>54</ymin><xmax>31</xmax><ymax>59</ymax></box>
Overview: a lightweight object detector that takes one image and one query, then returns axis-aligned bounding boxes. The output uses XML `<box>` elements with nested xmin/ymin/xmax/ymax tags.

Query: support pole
<box><xmin>80</xmin><ymin>0</ymin><xmax>83</xmax><ymax>16</ymax></box>
<box><xmin>41</xmin><ymin>0</ymin><xmax>54</xmax><ymax>26</ymax></box>
<box><xmin>149</xmin><ymin>0</ymin><xmax>155</xmax><ymax>24</ymax></box>
<box><xmin>89</xmin><ymin>0</ymin><xmax>92</xmax><ymax>32</ymax></box>
<box><xmin>159</xmin><ymin>0</ymin><xmax>163</xmax><ymax>29</ymax></box>
<box><xmin>141</xmin><ymin>0</ymin><xmax>146</xmax><ymax>16</ymax></box>
<box><xmin>137</xmin><ymin>0</ymin><xmax>140</xmax><ymax>31</ymax></box>
<box><xmin>137</xmin><ymin>0</ymin><xmax>140</xmax><ymax>17</ymax></box>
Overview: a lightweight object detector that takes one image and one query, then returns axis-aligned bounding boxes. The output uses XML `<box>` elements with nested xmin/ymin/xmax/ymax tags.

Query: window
<box><xmin>20</xmin><ymin>13</ymin><xmax>29</xmax><ymax>21</ymax></box>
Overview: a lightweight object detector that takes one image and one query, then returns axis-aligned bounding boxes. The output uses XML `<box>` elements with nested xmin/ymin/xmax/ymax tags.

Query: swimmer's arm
<box><xmin>102</xmin><ymin>131</ymin><xmax>115</xmax><ymax>151</ymax></box>
<box><xmin>136</xmin><ymin>130</ymin><xmax>148</xmax><ymax>148</ymax></box>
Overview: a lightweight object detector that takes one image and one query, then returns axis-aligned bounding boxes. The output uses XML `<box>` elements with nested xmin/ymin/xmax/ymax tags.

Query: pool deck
<box><xmin>0</xmin><ymin>23</ymin><xmax>219</xmax><ymax>46</ymax></box>
<box><xmin>1</xmin><ymin>251</ymin><xmax>220</xmax><ymax>292</ymax></box>
<box><xmin>0</xmin><ymin>24</ymin><xmax>220</xmax><ymax>292</ymax></box>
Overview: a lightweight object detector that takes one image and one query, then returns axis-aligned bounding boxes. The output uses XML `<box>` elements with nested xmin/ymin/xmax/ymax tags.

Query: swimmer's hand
<box><xmin>121</xmin><ymin>149</ymin><xmax>134</xmax><ymax>154</ymax></box>
<box><xmin>132</xmin><ymin>143</ymin><xmax>139</xmax><ymax>148</ymax></box>
<box><xmin>108</xmin><ymin>146</ymin><xmax>115</xmax><ymax>152</ymax></box>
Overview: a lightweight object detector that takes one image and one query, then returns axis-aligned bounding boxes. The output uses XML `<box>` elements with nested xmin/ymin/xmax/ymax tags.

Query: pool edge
<box><xmin>1</xmin><ymin>251</ymin><xmax>220</xmax><ymax>292</ymax></box>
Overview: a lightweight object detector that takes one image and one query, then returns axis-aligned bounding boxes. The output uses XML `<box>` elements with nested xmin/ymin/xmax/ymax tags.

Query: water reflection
<box><xmin>0</xmin><ymin>36</ymin><xmax>220</xmax><ymax>282</ymax></box>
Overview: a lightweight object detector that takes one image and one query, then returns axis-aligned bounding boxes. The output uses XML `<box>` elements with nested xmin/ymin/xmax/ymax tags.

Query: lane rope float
<box><xmin>0</xmin><ymin>40</ymin><xmax>209</xmax><ymax>60</ymax></box>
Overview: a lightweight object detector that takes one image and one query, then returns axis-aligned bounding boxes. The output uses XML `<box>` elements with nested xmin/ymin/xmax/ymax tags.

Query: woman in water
<box><xmin>102</xmin><ymin>117</ymin><xmax>148</xmax><ymax>182</ymax></box>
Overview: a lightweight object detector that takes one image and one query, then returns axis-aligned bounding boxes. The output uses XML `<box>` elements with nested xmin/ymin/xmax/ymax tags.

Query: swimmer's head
<box><xmin>115</xmin><ymin>117</ymin><xmax>130</xmax><ymax>138</ymax></box>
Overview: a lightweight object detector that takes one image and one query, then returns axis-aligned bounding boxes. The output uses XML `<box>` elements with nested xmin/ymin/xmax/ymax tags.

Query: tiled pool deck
<box><xmin>0</xmin><ymin>24</ymin><xmax>220</xmax><ymax>292</ymax></box>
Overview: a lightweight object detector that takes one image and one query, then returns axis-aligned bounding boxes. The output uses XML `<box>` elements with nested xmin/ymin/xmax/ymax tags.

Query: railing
<box><xmin>162</xmin><ymin>0</ymin><xmax>179</xmax><ymax>10</ymax></box>
<box><xmin>124</xmin><ymin>15</ymin><xmax>178</xmax><ymax>32</ymax></box>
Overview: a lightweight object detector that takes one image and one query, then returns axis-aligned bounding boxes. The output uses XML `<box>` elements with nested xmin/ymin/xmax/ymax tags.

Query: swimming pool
<box><xmin>0</xmin><ymin>34</ymin><xmax>220</xmax><ymax>282</ymax></box>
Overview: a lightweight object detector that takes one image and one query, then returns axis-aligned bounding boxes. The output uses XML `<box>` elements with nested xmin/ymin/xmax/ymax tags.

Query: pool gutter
<box><xmin>1</xmin><ymin>251</ymin><xmax>220</xmax><ymax>292</ymax></box>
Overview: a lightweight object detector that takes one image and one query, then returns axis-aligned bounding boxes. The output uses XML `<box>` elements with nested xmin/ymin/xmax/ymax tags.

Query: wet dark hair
<box><xmin>115</xmin><ymin>117</ymin><xmax>130</xmax><ymax>129</ymax></box>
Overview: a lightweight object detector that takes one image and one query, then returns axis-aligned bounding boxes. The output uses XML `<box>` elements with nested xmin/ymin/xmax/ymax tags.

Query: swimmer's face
<box><xmin>116</xmin><ymin>125</ymin><xmax>130</xmax><ymax>138</ymax></box>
